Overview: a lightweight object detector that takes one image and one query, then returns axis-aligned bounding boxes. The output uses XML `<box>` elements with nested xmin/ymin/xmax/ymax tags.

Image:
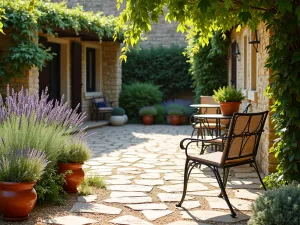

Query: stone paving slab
<box><xmin>134</xmin><ymin>179</ymin><xmax>164</xmax><ymax>186</ymax></box>
<box><xmin>126</xmin><ymin>203</ymin><xmax>168</xmax><ymax>210</ymax></box>
<box><xmin>107</xmin><ymin>185</ymin><xmax>153</xmax><ymax>192</ymax></box>
<box><xmin>110</xmin><ymin>191</ymin><xmax>148</xmax><ymax>198</ymax></box>
<box><xmin>109</xmin><ymin>215</ymin><xmax>153</xmax><ymax>225</ymax></box>
<box><xmin>140</xmin><ymin>173</ymin><xmax>161</xmax><ymax>179</ymax></box>
<box><xmin>181</xmin><ymin>210</ymin><xmax>250</xmax><ymax>223</ymax></box>
<box><xmin>110</xmin><ymin>175</ymin><xmax>135</xmax><ymax>180</ymax></box>
<box><xmin>104</xmin><ymin>197</ymin><xmax>152</xmax><ymax>204</ymax></box>
<box><xmin>176</xmin><ymin>201</ymin><xmax>201</xmax><ymax>210</ymax></box>
<box><xmin>70</xmin><ymin>202</ymin><xmax>121</xmax><ymax>215</ymax></box>
<box><xmin>157</xmin><ymin>193</ymin><xmax>193</xmax><ymax>202</ymax></box>
<box><xmin>158</xmin><ymin>183</ymin><xmax>208</xmax><ymax>192</ymax></box>
<box><xmin>166</xmin><ymin>222</ymin><xmax>210</xmax><ymax>225</ymax></box>
<box><xmin>105</xmin><ymin>179</ymin><xmax>132</xmax><ymax>185</ymax></box>
<box><xmin>141</xmin><ymin>210</ymin><xmax>173</xmax><ymax>221</ymax></box>
<box><xmin>43</xmin><ymin>215</ymin><xmax>98</xmax><ymax>225</ymax></box>
<box><xmin>234</xmin><ymin>189</ymin><xmax>263</xmax><ymax>200</ymax></box>
<box><xmin>205</xmin><ymin>197</ymin><xmax>252</xmax><ymax>211</ymax></box>
<box><xmin>77</xmin><ymin>195</ymin><xmax>97</xmax><ymax>203</ymax></box>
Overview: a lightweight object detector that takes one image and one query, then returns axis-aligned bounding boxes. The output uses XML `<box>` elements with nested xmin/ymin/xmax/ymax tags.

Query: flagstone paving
<box><xmin>36</xmin><ymin>124</ymin><xmax>266</xmax><ymax>225</ymax></box>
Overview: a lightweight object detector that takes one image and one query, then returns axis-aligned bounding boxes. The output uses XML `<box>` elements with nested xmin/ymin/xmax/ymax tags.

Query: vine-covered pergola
<box><xmin>116</xmin><ymin>0</ymin><xmax>300</xmax><ymax>184</ymax></box>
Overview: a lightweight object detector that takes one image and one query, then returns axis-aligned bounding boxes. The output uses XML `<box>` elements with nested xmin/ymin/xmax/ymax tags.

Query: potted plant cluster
<box><xmin>0</xmin><ymin>148</ymin><xmax>48</xmax><ymax>221</ymax></box>
<box><xmin>57</xmin><ymin>138</ymin><xmax>91</xmax><ymax>193</ymax></box>
<box><xmin>213</xmin><ymin>86</ymin><xmax>245</xmax><ymax>116</ymax></box>
<box><xmin>139</xmin><ymin>106</ymin><xmax>157</xmax><ymax>125</ymax></box>
<box><xmin>167</xmin><ymin>105</ymin><xmax>183</xmax><ymax>126</ymax></box>
<box><xmin>110</xmin><ymin>107</ymin><xmax>126</xmax><ymax>126</ymax></box>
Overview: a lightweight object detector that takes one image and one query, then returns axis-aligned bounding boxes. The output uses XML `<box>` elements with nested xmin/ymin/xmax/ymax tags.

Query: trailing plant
<box><xmin>153</xmin><ymin>104</ymin><xmax>165</xmax><ymax>124</ymax></box>
<box><xmin>119</xmin><ymin>82</ymin><xmax>163</xmax><ymax>120</ymax></box>
<box><xmin>139</xmin><ymin>106</ymin><xmax>157</xmax><ymax>116</ymax></box>
<box><xmin>248</xmin><ymin>184</ymin><xmax>300</xmax><ymax>225</ymax></box>
<box><xmin>0</xmin><ymin>0</ymin><xmax>123</xmax><ymax>80</ymax></box>
<box><xmin>111</xmin><ymin>107</ymin><xmax>126</xmax><ymax>116</ymax></box>
<box><xmin>212</xmin><ymin>86</ymin><xmax>245</xmax><ymax>103</ymax></box>
<box><xmin>122</xmin><ymin>45</ymin><xmax>192</xmax><ymax>98</ymax></box>
<box><xmin>0</xmin><ymin>87</ymin><xmax>86</xmax><ymax>203</ymax></box>
<box><xmin>188</xmin><ymin>32</ymin><xmax>229</xmax><ymax>102</ymax></box>
<box><xmin>0</xmin><ymin>147</ymin><xmax>48</xmax><ymax>182</ymax></box>
<box><xmin>58</xmin><ymin>138</ymin><xmax>91</xmax><ymax>164</ymax></box>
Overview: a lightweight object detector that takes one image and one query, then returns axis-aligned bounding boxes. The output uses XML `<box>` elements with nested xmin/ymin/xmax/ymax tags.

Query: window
<box><xmin>243</xmin><ymin>35</ymin><xmax>247</xmax><ymax>89</ymax></box>
<box><xmin>86</xmin><ymin>48</ymin><xmax>96</xmax><ymax>92</ymax></box>
<box><xmin>250</xmin><ymin>44</ymin><xmax>257</xmax><ymax>91</ymax></box>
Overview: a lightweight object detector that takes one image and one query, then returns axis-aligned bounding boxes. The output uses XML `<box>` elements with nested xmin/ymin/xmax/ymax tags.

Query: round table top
<box><xmin>193</xmin><ymin>114</ymin><xmax>232</xmax><ymax>119</ymax></box>
<box><xmin>190</xmin><ymin>104</ymin><xmax>220</xmax><ymax>108</ymax></box>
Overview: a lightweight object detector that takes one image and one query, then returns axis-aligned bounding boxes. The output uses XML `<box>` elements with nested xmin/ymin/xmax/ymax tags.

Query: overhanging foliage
<box><xmin>116</xmin><ymin>0</ymin><xmax>300</xmax><ymax>185</ymax></box>
<box><xmin>0</xmin><ymin>0</ymin><xmax>123</xmax><ymax>80</ymax></box>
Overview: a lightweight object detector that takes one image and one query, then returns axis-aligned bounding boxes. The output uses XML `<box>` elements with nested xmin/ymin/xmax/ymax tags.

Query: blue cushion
<box><xmin>96</xmin><ymin>102</ymin><xmax>107</xmax><ymax>108</ymax></box>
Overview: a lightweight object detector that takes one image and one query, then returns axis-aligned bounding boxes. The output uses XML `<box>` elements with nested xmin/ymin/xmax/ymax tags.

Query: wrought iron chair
<box><xmin>176</xmin><ymin>111</ymin><xmax>268</xmax><ymax>217</ymax></box>
<box><xmin>91</xmin><ymin>96</ymin><xmax>114</xmax><ymax>121</ymax></box>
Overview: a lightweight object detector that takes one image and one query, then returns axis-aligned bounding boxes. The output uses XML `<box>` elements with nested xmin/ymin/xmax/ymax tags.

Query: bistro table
<box><xmin>193</xmin><ymin>114</ymin><xmax>232</xmax><ymax>137</ymax></box>
<box><xmin>190</xmin><ymin>104</ymin><xmax>220</xmax><ymax>114</ymax></box>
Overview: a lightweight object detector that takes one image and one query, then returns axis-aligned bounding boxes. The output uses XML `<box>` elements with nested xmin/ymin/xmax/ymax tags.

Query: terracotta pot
<box><xmin>170</xmin><ymin>115</ymin><xmax>181</xmax><ymax>126</ymax></box>
<box><xmin>57</xmin><ymin>163</ymin><xmax>84</xmax><ymax>193</ymax></box>
<box><xmin>219</xmin><ymin>102</ymin><xmax>241</xmax><ymax>116</ymax></box>
<box><xmin>142</xmin><ymin>115</ymin><xmax>154</xmax><ymax>125</ymax></box>
<box><xmin>181</xmin><ymin>116</ymin><xmax>189</xmax><ymax>125</ymax></box>
<box><xmin>0</xmin><ymin>181</ymin><xmax>37</xmax><ymax>221</ymax></box>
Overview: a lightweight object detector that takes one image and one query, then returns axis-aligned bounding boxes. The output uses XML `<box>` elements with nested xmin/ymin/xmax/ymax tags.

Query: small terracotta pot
<box><xmin>220</xmin><ymin>102</ymin><xmax>241</xmax><ymax>116</ymax></box>
<box><xmin>0</xmin><ymin>181</ymin><xmax>37</xmax><ymax>221</ymax></box>
<box><xmin>57</xmin><ymin>163</ymin><xmax>84</xmax><ymax>193</ymax></box>
<box><xmin>181</xmin><ymin>116</ymin><xmax>189</xmax><ymax>125</ymax></box>
<box><xmin>170</xmin><ymin>115</ymin><xmax>181</xmax><ymax>126</ymax></box>
<box><xmin>142</xmin><ymin>115</ymin><xmax>154</xmax><ymax>125</ymax></box>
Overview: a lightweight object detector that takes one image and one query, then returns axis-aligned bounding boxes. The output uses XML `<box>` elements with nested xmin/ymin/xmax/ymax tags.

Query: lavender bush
<box><xmin>0</xmin><ymin>86</ymin><xmax>86</xmax><ymax>202</ymax></box>
<box><xmin>0</xmin><ymin>147</ymin><xmax>49</xmax><ymax>182</ymax></box>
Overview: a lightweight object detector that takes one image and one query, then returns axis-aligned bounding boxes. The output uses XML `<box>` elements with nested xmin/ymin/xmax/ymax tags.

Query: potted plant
<box><xmin>139</xmin><ymin>106</ymin><xmax>157</xmax><ymax>125</ymax></box>
<box><xmin>213</xmin><ymin>86</ymin><xmax>245</xmax><ymax>116</ymax></box>
<box><xmin>167</xmin><ymin>105</ymin><xmax>183</xmax><ymax>126</ymax></box>
<box><xmin>110</xmin><ymin>107</ymin><xmax>126</xmax><ymax>126</ymax></box>
<box><xmin>0</xmin><ymin>148</ymin><xmax>48</xmax><ymax>221</ymax></box>
<box><xmin>57</xmin><ymin>138</ymin><xmax>91</xmax><ymax>193</ymax></box>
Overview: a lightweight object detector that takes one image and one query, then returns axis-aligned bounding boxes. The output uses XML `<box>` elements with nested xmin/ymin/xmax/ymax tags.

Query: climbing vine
<box><xmin>0</xmin><ymin>0</ymin><xmax>123</xmax><ymax>80</ymax></box>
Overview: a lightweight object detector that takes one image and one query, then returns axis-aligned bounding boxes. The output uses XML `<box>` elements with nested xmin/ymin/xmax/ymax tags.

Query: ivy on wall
<box><xmin>122</xmin><ymin>45</ymin><xmax>192</xmax><ymax>99</ymax></box>
<box><xmin>0</xmin><ymin>0</ymin><xmax>123</xmax><ymax>80</ymax></box>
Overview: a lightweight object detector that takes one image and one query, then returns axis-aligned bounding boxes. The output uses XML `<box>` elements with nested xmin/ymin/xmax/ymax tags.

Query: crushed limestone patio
<box><xmin>9</xmin><ymin>124</ymin><xmax>264</xmax><ymax>225</ymax></box>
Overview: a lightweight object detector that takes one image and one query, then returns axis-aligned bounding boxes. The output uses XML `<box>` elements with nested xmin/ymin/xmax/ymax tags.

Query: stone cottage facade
<box><xmin>228</xmin><ymin>23</ymin><xmax>276</xmax><ymax>175</ymax></box>
<box><xmin>0</xmin><ymin>31</ymin><xmax>122</xmax><ymax>120</ymax></box>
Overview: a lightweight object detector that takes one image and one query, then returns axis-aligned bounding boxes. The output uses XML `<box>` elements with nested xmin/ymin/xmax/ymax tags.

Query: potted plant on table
<box><xmin>139</xmin><ymin>106</ymin><xmax>157</xmax><ymax>125</ymax></box>
<box><xmin>0</xmin><ymin>148</ymin><xmax>48</xmax><ymax>221</ymax></box>
<box><xmin>213</xmin><ymin>86</ymin><xmax>245</xmax><ymax>116</ymax></box>
<box><xmin>57</xmin><ymin>138</ymin><xmax>91</xmax><ymax>193</ymax></box>
<box><xmin>110</xmin><ymin>107</ymin><xmax>126</xmax><ymax>126</ymax></box>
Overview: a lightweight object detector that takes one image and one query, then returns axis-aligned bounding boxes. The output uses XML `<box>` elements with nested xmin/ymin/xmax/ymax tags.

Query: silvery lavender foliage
<box><xmin>0</xmin><ymin>147</ymin><xmax>49</xmax><ymax>182</ymax></box>
<box><xmin>0</xmin><ymin>86</ymin><xmax>86</xmax><ymax>130</ymax></box>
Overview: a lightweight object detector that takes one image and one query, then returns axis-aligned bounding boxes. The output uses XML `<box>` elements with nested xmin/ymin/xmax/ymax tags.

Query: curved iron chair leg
<box><xmin>212</xmin><ymin>167</ymin><xmax>236</xmax><ymax>217</ymax></box>
<box><xmin>251</xmin><ymin>162</ymin><xmax>267</xmax><ymax>191</ymax></box>
<box><xmin>176</xmin><ymin>159</ymin><xmax>194</xmax><ymax>207</ymax></box>
<box><xmin>218</xmin><ymin>168</ymin><xmax>230</xmax><ymax>198</ymax></box>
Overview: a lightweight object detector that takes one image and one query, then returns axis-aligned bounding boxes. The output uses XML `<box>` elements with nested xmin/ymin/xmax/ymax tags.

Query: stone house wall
<box><xmin>66</xmin><ymin>0</ymin><xmax>186</xmax><ymax>48</ymax></box>
<box><xmin>229</xmin><ymin>23</ymin><xmax>277</xmax><ymax>175</ymax></box>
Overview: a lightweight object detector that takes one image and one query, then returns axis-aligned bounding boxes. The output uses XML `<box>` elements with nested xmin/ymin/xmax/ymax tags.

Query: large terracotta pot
<box><xmin>170</xmin><ymin>115</ymin><xmax>181</xmax><ymax>126</ymax></box>
<box><xmin>0</xmin><ymin>181</ymin><xmax>37</xmax><ymax>221</ymax></box>
<box><xmin>220</xmin><ymin>102</ymin><xmax>241</xmax><ymax>116</ymax></box>
<box><xmin>142</xmin><ymin>115</ymin><xmax>154</xmax><ymax>125</ymax></box>
<box><xmin>57</xmin><ymin>163</ymin><xmax>84</xmax><ymax>193</ymax></box>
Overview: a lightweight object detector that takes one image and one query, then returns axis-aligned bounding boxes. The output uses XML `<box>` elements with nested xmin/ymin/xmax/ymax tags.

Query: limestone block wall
<box><xmin>66</xmin><ymin>0</ymin><xmax>186</xmax><ymax>48</ymax></box>
<box><xmin>229</xmin><ymin>23</ymin><xmax>276</xmax><ymax>175</ymax></box>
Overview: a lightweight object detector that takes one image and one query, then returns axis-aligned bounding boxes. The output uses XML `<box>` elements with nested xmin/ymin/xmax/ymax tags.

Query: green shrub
<box><xmin>212</xmin><ymin>86</ymin><xmax>245</xmax><ymax>103</ymax></box>
<box><xmin>58</xmin><ymin>138</ymin><xmax>91</xmax><ymax>164</ymax></box>
<box><xmin>248</xmin><ymin>184</ymin><xmax>300</xmax><ymax>225</ymax></box>
<box><xmin>153</xmin><ymin>104</ymin><xmax>165</xmax><ymax>124</ymax></box>
<box><xmin>139</xmin><ymin>106</ymin><xmax>158</xmax><ymax>116</ymax></box>
<box><xmin>111</xmin><ymin>107</ymin><xmax>126</xmax><ymax>116</ymax></box>
<box><xmin>188</xmin><ymin>32</ymin><xmax>229</xmax><ymax>102</ymax></box>
<box><xmin>0</xmin><ymin>147</ymin><xmax>48</xmax><ymax>182</ymax></box>
<box><xmin>119</xmin><ymin>82</ymin><xmax>163</xmax><ymax>120</ymax></box>
<box><xmin>122</xmin><ymin>45</ymin><xmax>192</xmax><ymax>99</ymax></box>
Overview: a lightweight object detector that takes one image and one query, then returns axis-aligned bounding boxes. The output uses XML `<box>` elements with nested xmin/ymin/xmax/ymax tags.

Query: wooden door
<box><xmin>231</xmin><ymin>41</ymin><xmax>237</xmax><ymax>88</ymax></box>
<box><xmin>71</xmin><ymin>42</ymin><xmax>82</xmax><ymax>112</ymax></box>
